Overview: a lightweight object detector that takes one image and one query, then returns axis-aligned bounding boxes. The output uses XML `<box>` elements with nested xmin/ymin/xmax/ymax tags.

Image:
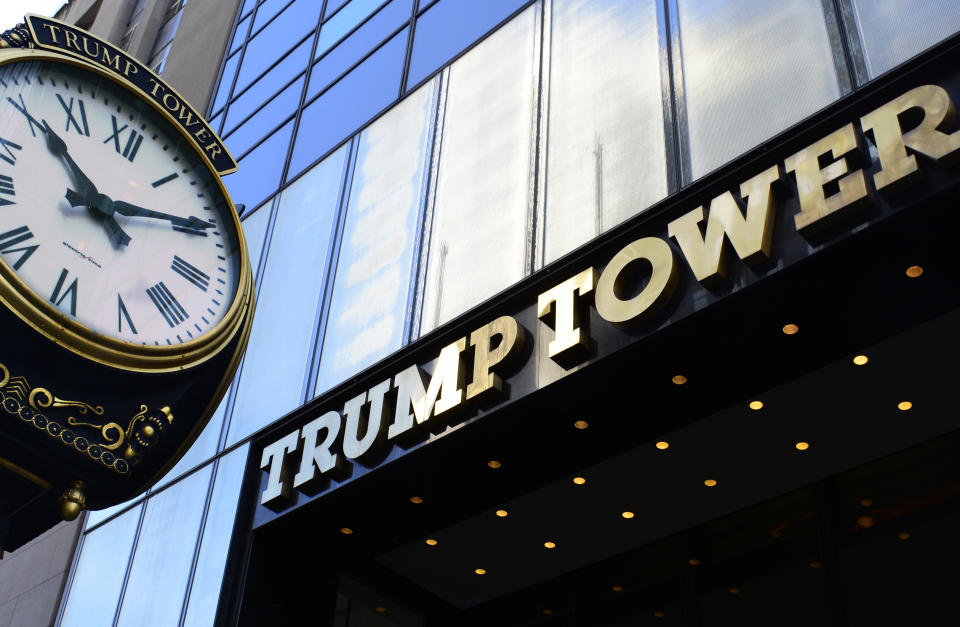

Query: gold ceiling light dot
<box><xmin>574</xmin><ymin>420</ymin><xmax>589</xmax><ymax>430</ymax></box>
<box><xmin>487</xmin><ymin>460</ymin><xmax>502</xmax><ymax>469</ymax></box>
<box><xmin>542</xmin><ymin>609</ymin><xmax>553</xmax><ymax>615</ymax></box>
<box><xmin>671</xmin><ymin>374</ymin><xmax>687</xmax><ymax>385</ymax></box>
<box><xmin>728</xmin><ymin>587</ymin><xmax>741</xmax><ymax>595</ymax></box>
<box><xmin>857</xmin><ymin>515</ymin><xmax>876</xmax><ymax>528</ymax></box>
<box><xmin>653</xmin><ymin>611</ymin><xmax>666</xmax><ymax>618</ymax></box>
<box><xmin>897</xmin><ymin>401</ymin><xmax>913</xmax><ymax>411</ymax></box>
<box><xmin>688</xmin><ymin>558</ymin><xmax>701</xmax><ymax>566</ymax></box>
<box><xmin>704</xmin><ymin>479</ymin><xmax>717</xmax><ymax>487</ymax></box>
<box><xmin>425</xmin><ymin>538</ymin><xmax>438</xmax><ymax>546</ymax></box>
<box><xmin>544</xmin><ymin>541</ymin><xmax>557</xmax><ymax>549</ymax></box>
<box><xmin>809</xmin><ymin>561</ymin><xmax>822</xmax><ymax>569</ymax></box>
<box><xmin>905</xmin><ymin>265</ymin><xmax>923</xmax><ymax>278</ymax></box>
<box><xmin>853</xmin><ymin>354</ymin><xmax>869</xmax><ymax>366</ymax></box>
<box><xmin>795</xmin><ymin>441</ymin><xmax>810</xmax><ymax>451</ymax></box>
<box><xmin>655</xmin><ymin>441</ymin><xmax>669</xmax><ymax>450</ymax></box>
<box><xmin>859</xmin><ymin>498</ymin><xmax>873</xmax><ymax>507</ymax></box>
<box><xmin>898</xmin><ymin>532</ymin><xmax>911</xmax><ymax>541</ymax></box>
<box><xmin>573</xmin><ymin>476</ymin><xmax>586</xmax><ymax>485</ymax></box>
<box><xmin>409</xmin><ymin>496</ymin><xmax>423</xmax><ymax>504</ymax></box>
<box><xmin>340</xmin><ymin>527</ymin><xmax>353</xmax><ymax>535</ymax></box>
<box><xmin>475</xmin><ymin>568</ymin><xmax>487</xmax><ymax>575</ymax></box>
<box><xmin>749</xmin><ymin>400</ymin><xmax>763</xmax><ymax>410</ymax></box>
<box><xmin>611</xmin><ymin>585</ymin><xmax>624</xmax><ymax>592</ymax></box>
<box><xmin>621</xmin><ymin>511</ymin><xmax>635</xmax><ymax>519</ymax></box>
<box><xmin>496</xmin><ymin>509</ymin><xmax>508</xmax><ymax>518</ymax></box>
<box><xmin>375</xmin><ymin>607</ymin><xmax>387</xmax><ymax>614</ymax></box>
<box><xmin>782</xmin><ymin>323</ymin><xmax>799</xmax><ymax>335</ymax></box>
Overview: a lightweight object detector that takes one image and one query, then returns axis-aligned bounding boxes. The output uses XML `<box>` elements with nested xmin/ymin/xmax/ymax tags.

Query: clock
<box><xmin>0</xmin><ymin>52</ymin><xmax>251</xmax><ymax>370</ymax></box>
<box><xmin>0</xmin><ymin>18</ymin><xmax>255</xmax><ymax>549</ymax></box>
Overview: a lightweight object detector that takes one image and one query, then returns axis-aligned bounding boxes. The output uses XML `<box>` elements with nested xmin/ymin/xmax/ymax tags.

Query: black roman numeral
<box><xmin>171</xmin><ymin>255</ymin><xmax>210</xmax><ymax>291</ymax></box>
<box><xmin>57</xmin><ymin>94</ymin><xmax>90</xmax><ymax>136</ymax></box>
<box><xmin>0</xmin><ymin>175</ymin><xmax>13</xmax><ymax>207</ymax></box>
<box><xmin>0</xmin><ymin>137</ymin><xmax>22</xmax><ymax>166</ymax></box>
<box><xmin>117</xmin><ymin>294</ymin><xmax>137</xmax><ymax>335</ymax></box>
<box><xmin>0</xmin><ymin>225</ymin><xmax>37</xmax><ymax>270</ymax></box>
<box><xmin>6</xmin><ymin>94</ymin><xmax>44</xmax><ymax>137</ymax></box>
<box><xmin>146</xmin><ymin>281</ymin><xmax>188</xmax><ymax>327</ymax></box>
<box><xmin>104</xmin><ymin>114</ymin><xmax>143</xmax><ymax>162</ymax></box>
<box><xmin>50</xmin><ymin>268</ymin><xmax>78</xmax><ymax>316</ymax></box>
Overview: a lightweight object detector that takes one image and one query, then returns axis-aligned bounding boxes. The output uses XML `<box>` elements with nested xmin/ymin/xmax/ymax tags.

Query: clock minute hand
<box><xmin>112</xmin><ymin>200</ymin><xmax>213</xmax><ymax>231</ymax></box>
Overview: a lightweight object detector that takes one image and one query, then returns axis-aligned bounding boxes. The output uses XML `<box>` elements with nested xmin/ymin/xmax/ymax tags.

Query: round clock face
<box><xmin>0</xmin><ymin>57</ymin><xmax>242</xmax><ymax>348</ymax></box>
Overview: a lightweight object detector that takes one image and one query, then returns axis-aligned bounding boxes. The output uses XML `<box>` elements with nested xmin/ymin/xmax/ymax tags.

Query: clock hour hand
<box><xmin>43</xmin><ymin>121</ymin><xmax>98</xmax><ymax>200</ymax></box>
<box><xmin>112</xmin><ymin>200</ymin><xmax>213</xmax><ymax>232</ymax></box>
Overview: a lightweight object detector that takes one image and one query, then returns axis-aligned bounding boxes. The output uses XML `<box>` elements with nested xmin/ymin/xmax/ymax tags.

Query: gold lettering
<box><xmin>123</xmin><ymin>60</ymin><xmax>139</xmax><ymax>78</ymax></box>
<box><xmin>861</xmin><ymin>84</ymin><xmax>960</xmax><ymax>192</ymax></box>
<box><xmin>595</xmin><ymin>237</ymin><xmax>678</xmax><ymax>325</ymax></box>
<box><xmin>81</xmin><ymin>36</ymin><xmax>99</xmax><ymax>58</ymax></box>
<box><xmin>193</xmin><ymin>127</ymin><xmax>211</xmax><ymax>143</ymax></box>
<box><xmin>177</xmin><ymin>106</ymin><xmax>201</xmax><ymax>127</ymax></box>
<box><xmin>162</xmin><ymin>93</ymin><xmax>180</xmax><ymax>112</ymax></box>
<box><xmin>63</xmin><ymin>30</ymin><xmax>80</xmax><ymax>52</ymax></box>
<box><xmin>784</xmin><ymin>123</ymin><xmax>870</xmax><ymax>234</ymax></box>
<box><xmin>100</xmin><ymin>48</ymin><xmax>122</xmax><ymax>72</ymax></box>
<box><xmin>537</xmin><ymin>268</ymin><xmax>597</xmax><ymax>367</ymax></box>
<box><xmin>204</xmin><ymin>143</ymin><xmax>222</xmax><ymax>160</ymax></box>
<box><xmin>388</xmin><ymin>338</ymin><xmax>466</xmax><ymax>439</ymax></box>
<box><xmin>41</xmin><ymin>23</ymin><xmax>61</xmax><ymax>44</ymax></box>
<box><xmin>147</xmin><ymin>78</ymin><xmax>163</xmax><ymax>98</ymax></box>
<box><xmin>668</xmin><ymin>165</ymin><xmax>780</xmax><ymax>284</ymax></box>
<box><xmin>467</xmin><ymin>316</ymin><xmax>524</xmax><ymax>401</ymax></box>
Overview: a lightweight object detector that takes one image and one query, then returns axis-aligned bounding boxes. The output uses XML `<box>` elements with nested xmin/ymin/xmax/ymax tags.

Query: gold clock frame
<box><xmin>0</xmin><ymin>48</ymin><xmax>253</xmax><ymax>373</ymax></box>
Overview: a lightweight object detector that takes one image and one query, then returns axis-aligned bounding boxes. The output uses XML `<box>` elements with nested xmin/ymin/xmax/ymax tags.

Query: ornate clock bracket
<box><xmin>0</xmin><ymin>23</ymin><xmax>33</xmax><ymax>49</ymax></box>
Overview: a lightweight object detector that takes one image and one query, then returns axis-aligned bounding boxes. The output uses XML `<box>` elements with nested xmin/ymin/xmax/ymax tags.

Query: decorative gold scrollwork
<box><xmin>0</xmin><ymin>24</ymin><xmax>33</xmax><ymax>50</ymax></box>
<box><xmin>29</xmin><ymin>388</ymin><xmax>104</xmax><ymax>416</ymax></box>
<box><xmin>66</xmin><ymin>417</ymin><xmax>125</xmax><ymax>450</ymax></box>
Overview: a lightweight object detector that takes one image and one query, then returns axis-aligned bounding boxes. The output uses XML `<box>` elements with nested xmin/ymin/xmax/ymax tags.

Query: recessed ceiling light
<box><xmin>340</xmin><ymin>527</ymin><xmax>353</xmax><ymax>535</ymax></box>
<box><xmin>409</xmin><ymin>496</ymin><xmax>423</xmax><ymax>504</ymax></box>
<box><xmin>671</xmin><ymin>374</ymin><xmax>687</xmax><ymax>385</ymax></box>
<box><xmin>574</xmin><ymin>420</ymin><xmax>589</xmax><ymax>430</ymax></box>
<box><xmin>655</xmin><ymin>441</ymin><xmax>669</xmax><ymax>450</ymax></box>
<box><xmin>857</xmin><ymin>515</ymin><xmax>875</xmax><ymax>528</ymax></box>
<box><xmin>611</xmin><ymin>585</ymin><xmax>624</xmax><ymax>592</ymax></box>
<box><xmin>853</xmin><ymin>354</ymin><xmax>868</xmax><ymax>365</ymax></box>
<box><xmin>704</xmin><ymin>479</ymin><xmax>717</xmax><ymax>487</ymax></box>
<box><xmin>688</xmin><ymin>558</ymin><xmax>701</xmax><ymax>566</ymax></box>
<box><xmin>728</xmin><ymin>587</ymin><xmax>741</xmax><ymax>595</ymax></box>
<box><xmin>375</xmin><ymin>607</ymin><xmax>386</xmax><ymax>613</ymax></box>
<box><xmin>809</xmin><ymin>561</ymin><xmax>822</xmax><ymax>569</ymax></box>
<box><xmin>905</xmin><ymin>265</ymin><xmax>923</xmax><ymax>278</ymax></box>
<box><xmin>749</xmin><ymin>400</ymin><xmax>763</xmax><ymax>410</ymax></box>
<box><xmin>782</xmin><ymin>323</ymin><xmax>799</xmax><ymax>335</ymax></box>
<box><xmin>795</xmin><ymin>441</ymin><xmax>810</xmax><ymax>451</ymax></box>
<box><xmin>487</xmin><ymin>460</ymin><xmax>501</xmax><ymax>469</ymax></box>
<box><xmin>860</xmin><ymin>498</ymin><xmax>873</xmax><ymax>507</ymax></box>
<box><xmin>542</xmin><ymin>609</ymin><xmax>553</xmax><ymax>615</ymax></box>
<box><xmin>621</xmin><ymin>511</ymin><xmax>635</xmax><ymax>519</ymax></box>
<box><xmin>425</xmin><ymin>538</ymin><xmax>438</xmax><ymax>546</ymax></box>
<box><xmin>475</xmin><ymin>568</ymin><xmax>486</xmax><ymax>575</ymax></box>
<box><xmin>898</xmin><ymin>532</ymin><xmax>911</xmax><ymax>540</ymax></box>
<box><xmin>573</xmin><ymin>476</ymin><xmax>586</xmax><ymax>485</ymax></box>
<box><xmin>653</xmin><ymin>611</ymin><xmax>665</xmax><ymax>618</ymax></box>
<box><xmin>496</xmin><ymin>509</ymin><xmax>508</xmax><ymax>518</ymax></box>
<box><xmin>898</xmin><ymin>401</ymin><xmax>912</xmax><ymax>411</ymax></box>
<box><xmin>544</xmin><ymin>541</ymin><xmax>557</xmax><ymax>549</ymax></box>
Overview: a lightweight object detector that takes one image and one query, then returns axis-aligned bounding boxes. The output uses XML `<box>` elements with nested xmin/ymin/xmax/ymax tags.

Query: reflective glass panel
<box><xmin>317</xmin><ymin>0</ymin><xmax>389</xmax><ymax>58</ymax></box>
<box><xmin>224</xmin><ymin>76</ymin><xmax>303</xmax><ymax>157</ymax></box>
<box><xmin>237</xmin><ymin>2</ymin><xmax>322</xmax><ymax>94</ymax></box>
<box><xmin>241</xmin><ymin>0</ymin><xmax>259</xmax><ymax>19</ymax></box>
<box><xmin>406</xmin><ymin>0</ymin><xmax>532</xmax><ymax>89</ymax></box>
<box><xmin>154</xmin><ymin>395</ymin><xmax>228</xmax><ymax>489</ymax></box>
<box><xmin>315</xmin><ymin>83</ymin><xmax>434</xmax><ymax>394</ymax></box>
<box><xmin>325</xmin><ymin>0</ymin><xmax>352</xmax><ymax>20</ymax></box>
<box><xmin>252</xmin><ymin>0</ymin><xmax>290</xmax><ymax>33</ymax></box>
<box><xmin>542</xmin><ymin>0</ymin><xmax>667</xmax><ymax>265</ymax></box>
<box><xmin>230</xmin><ymin>37</ymin><xmax>311</xmax><ymax>127</ymax></box>
<box><xmin>419</xmin><ymin>7</ymin><xmax>537</xmax><ymax>332</ymax></box>
<box><xmin>209</xmin><ymin>110</ymin><xmax>223</xmax><ymax>134</ymax></box>
<box><xmin>227</xmin><ymin>146</ymin><xmax>348</xmax><ymax>445</ymax></box>
<box><xmin>230</xmin><ymin>13</ymin><xmax>251</xmax><ymax>55</ymax></box>
<box><xmin>309</xmin><ymin>0</ymin><xmax>413</xmax><ymax>97</ymax></box>
<box><xmin>852</xmin><ymin>0</ymin><xmax>960</xmax><ymax>77</ymax></box>
<box><xmin>290</xmin><ymin>28</ymin><xmax>407</xmax><ymax>178</ymax></box>
<box><xmin>211</xmin><ymin>51</ymin><xmax>239</xmax><ymax>114</ymax></box>
<box><xmin>84</xmin><ymin>495</ymin><xmax>142</xmax><ymax>530</ymax></box>
<box><xmin>677</xmin><ymin>0</ymin><xmax>840</xmax><ymax>178</ymax></box>
<box><xmin>182</xmin><ymin>446</ymin><xmax>249</xmax><ymax>627</ymax></box>
<box><xmin>240</xmin><ymin>199</ymin><xmax>274</xmax><ymax>277</ymax></box>
<box><xmin>116</xmin><ymin>466</ymin><xmax>213</xmax><ymax>627</ymax></box>
<box><xmin>60</xmin><ymin>505</ymin><xmax>142</xmax><ymax>626</ymax></box>
<box><xmin>224</xmin><ymin>120</ymin><xmax>293</xmax><ymax>210</ymax></box>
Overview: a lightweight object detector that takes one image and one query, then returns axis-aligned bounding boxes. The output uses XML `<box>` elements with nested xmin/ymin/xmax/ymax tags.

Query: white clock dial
<box><xmin>0</xmin><ymin>59</ymin><xmax>241</xmax><ymax>346</ymax></box>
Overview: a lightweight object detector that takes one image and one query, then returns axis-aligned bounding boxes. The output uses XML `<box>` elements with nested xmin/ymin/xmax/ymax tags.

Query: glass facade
<box><xmin>55</xmin><ymin>0</ymin><xmax>960</xmax><ymax>625</ymax></box>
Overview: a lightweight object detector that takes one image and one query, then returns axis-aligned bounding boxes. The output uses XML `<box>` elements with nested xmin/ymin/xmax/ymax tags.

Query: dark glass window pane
<box><xmin>230</xmin><ymin>13</ymin><xmax>251</xmax><ymax>54</ymax></box>
<box><xmin>290</xmin><ymin>28</ymin><xmax>407</xmax><ymax>178</ymax></box>
<box><xmin>314</xmin><ymin>83</ymin><xmax>434</xmax><ymax>394</ymax></box>
<box><xmin>227</xmin><ymin>147</ymin><xmax>348</xmax><ymax>445</ymax></box>
<box><xmin>211</xmin><ymin>51</ymin><xmax>239</xmax><ymax>114</ymax></box>
<box><xmin>852</xmin><ymin>0</ymin><xmax>960</xmax><ymax>77</ymax></box>
<box><xmin>407</xmin><ymin>0</ymin><xmax>531</xmax><ymax>89</ymax></box>
<box><xmin>230</xmin><ymin>37</ymin><xmax>311</xmax><ymax>124</ymax></box>
<box><xmin>225</xmin><ymin>120</ymin><xmax>293</xmax><ymax>210</ymax></box>
<box><xmin>224</xmin><ymin>76</ymin><xmax>302</xmax><ymax>157</ymax></box>
<box><xmin>309</xmin><ymin>0</ymin><xmax>413</xmax><ymax>98</ymax></box>
<box><xmin>316</xmin><ymin>0</ymin><xmax>388</xmax><ymax>58</ymax></box>
<box><xmin>252</xmin><ymin>0</ymin><xmax>290</xmax><ymax>33</ymax></box>
<box><xmin>237</xmin><ymin>2</ymin><xmax>322</xmax><ymax>93</ymax></box>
